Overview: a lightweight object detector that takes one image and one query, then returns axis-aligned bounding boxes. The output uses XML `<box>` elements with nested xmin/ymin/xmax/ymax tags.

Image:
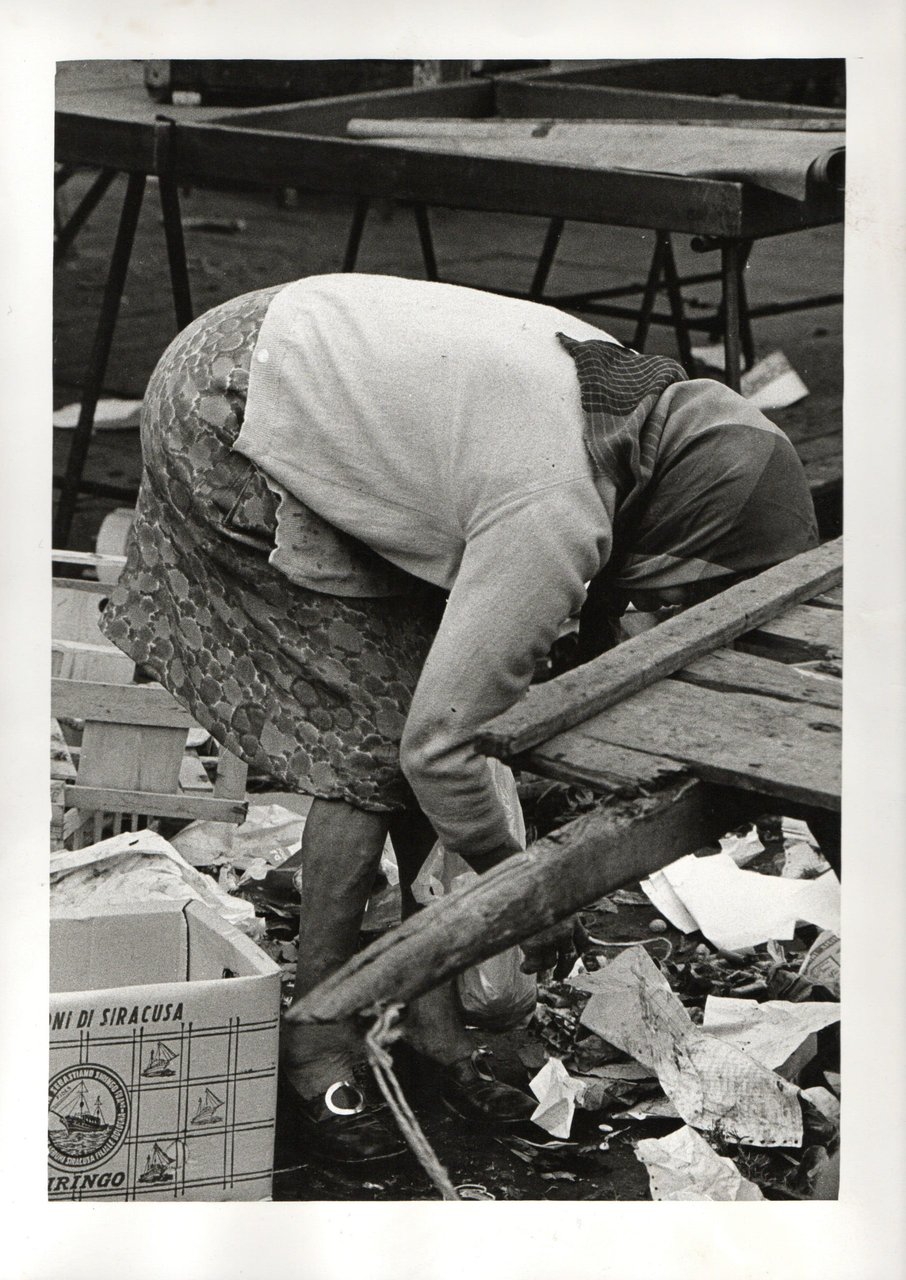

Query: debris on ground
<box><xmin>635</xmin><ymin>1124</ymin><xmax>766</xmax><ymax>1201</ymax></box>
<box><xmin>49</xmin><ymin>763</ymin><xmax>840</xmax><ymax>1201</ymax></box>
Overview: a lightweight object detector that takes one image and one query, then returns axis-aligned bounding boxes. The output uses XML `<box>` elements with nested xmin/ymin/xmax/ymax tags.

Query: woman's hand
<box><xmin>519</xmin><ymin>915</ymin><xmax>591</xmax><ymax>979</ymax></box>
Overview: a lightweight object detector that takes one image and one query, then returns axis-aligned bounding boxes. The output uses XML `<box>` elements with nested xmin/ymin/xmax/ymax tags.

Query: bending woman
<box><xmin>101</xmin><ymin>274</ymin><xmax>818</xmax><ymax>1163</ymax></box>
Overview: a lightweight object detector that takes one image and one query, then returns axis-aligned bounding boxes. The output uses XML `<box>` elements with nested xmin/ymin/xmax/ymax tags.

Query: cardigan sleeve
<box><xmin>399</xmin><ymin>478</ymin><xmax>610</xmax><ymax>860</ymax></box>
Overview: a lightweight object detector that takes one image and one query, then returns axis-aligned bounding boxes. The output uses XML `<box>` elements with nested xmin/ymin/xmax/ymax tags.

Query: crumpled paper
<box><xmin>702</xmin><ymin>996</ymin><xmax>840</xmax><ymax>1072</ymax></box>
<box><xmin>635</xmin><ymin>1125</ymin><xmax>765</xmax><ymax>1200</ymax></box>
<box><xmin>799</xmin><ymin>930</ymin><xmax>841</xmax><ymax>997</ymax></box>
<box><xmin>50</xmin><ymin>829</ymin><xmax>259</xmax><ymax>935</ymax></box>
<box><xmin>170</xmin><ymin>803</ymin><xmax>308</xmax><ymax>869</ymax></box>
<box><xmin>528</xmin><ymin>1058</ymin><xmax>584</xmax><ymax>1138</ymax></box>
<box><xmin>575</xmin><ymin>947</ymin><xmax>803</xmax><ymax>1146</ymax></box>
<box><xmin>640</xmin><ymin>851</ymin><xmax>840</xmax><ymax>950</ymax></box>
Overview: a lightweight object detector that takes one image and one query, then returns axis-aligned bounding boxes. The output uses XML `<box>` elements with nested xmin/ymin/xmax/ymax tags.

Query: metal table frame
<box><xmin>54</xmin><ymin>74</ymin><xmax>844</xmax><ymax>546</ymax></box>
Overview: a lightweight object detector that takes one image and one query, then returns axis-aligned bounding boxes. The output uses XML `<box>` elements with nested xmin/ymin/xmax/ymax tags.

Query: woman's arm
<box><xmin>399</xmin><ymin>481</ymin><xmax>610</xmax><ymax>867</ymax></box>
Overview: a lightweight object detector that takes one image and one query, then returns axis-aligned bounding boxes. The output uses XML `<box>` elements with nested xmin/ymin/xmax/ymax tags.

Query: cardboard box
<box><xmin>49</xmin><ymin>898</ymin><xmax>281</xmax><ymax>1202</ymax></box>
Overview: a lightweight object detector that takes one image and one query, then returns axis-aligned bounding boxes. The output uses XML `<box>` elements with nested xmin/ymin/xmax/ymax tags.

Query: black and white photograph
<box><xmin>2</xmin><ymin>2</ymin><xmax>904</xmax><ymax>1278</ymax></box>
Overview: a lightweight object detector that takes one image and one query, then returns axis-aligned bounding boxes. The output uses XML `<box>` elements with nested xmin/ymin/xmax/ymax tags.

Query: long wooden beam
<box><xmin>478</xmin><ymin>538</ymin><xmax>842</xmax><ymax>760</ymax></box>
<box><xmin>287</xmin><ymin>778</ymin><xmax>744</xmax><ymax>1026</ymax></box>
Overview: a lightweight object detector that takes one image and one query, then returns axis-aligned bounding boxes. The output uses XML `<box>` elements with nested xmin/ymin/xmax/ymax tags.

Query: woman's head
<box><xmin>612</xmin><ymin>379</ymin><xmax>819</xmax><ymax>597</ymax></box>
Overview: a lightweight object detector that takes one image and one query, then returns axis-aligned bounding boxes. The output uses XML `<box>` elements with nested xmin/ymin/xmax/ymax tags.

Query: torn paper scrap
<box><xmin>528</xmin><ymin>1058</ymin><xmax>583</xmax><ymax>1139</ymax></box>
<box><xmin>647</xmin><ymin>852</ymin><xmax>840</xmax><ymax>950</ymax></box>
<box><xmin>782</xmin><ymin>840</ymin><xmax>833</xmax><ymax>879</ymax></box>
<box><xmin>49</xmin><ymin>830</ymin><xmax>258</xmax><ymax>934</ymax></box>
<box><xmin>719</xmin><ymin>826</ymin><xmax>765</xmax><ymax>867</ymax></box>
<box><xmin>690</xmin><ymin>347</ymin><xmax>809</xmax><ymax>410</ymax></box>
<box><xmin>636</xmin><ymin>1125</ymin><xmax>765</xmax><ymax>1201</ymax></box>
<box><xmin>579</xmin><ymin>947</ymin><xmax>803</xmax><ymax>1146</ymax></box>
<box><xmin>702</xmin><ymin>997</ymin><xmax>840</xmax><ymax>1072</ymax></box>
<box><xmin>614</xmin><ymin>1094</ymin><xmax>680</xmax><ymax>1122</ymax></box>
<box><xmin>640</xmin><ymin>863</ymin><xmax>699</xmax><ymax>932</ymax></box>
<box><xmin>801</xmin><ymin>1086</ymin><xmax>841</xmax><ymax>1129</ymax></box>
<box><xmin>782</xmin><ymin>817</ymin><xmax>820</xmax><ymax>848</ymax></box>
<box><xmin>799</xmin><ymin>930</ymin><xmax>841</xmax><ymax>997</ymax></box>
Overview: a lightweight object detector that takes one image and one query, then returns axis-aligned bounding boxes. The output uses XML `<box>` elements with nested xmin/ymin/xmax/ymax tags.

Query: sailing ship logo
<box><xmin>48</xmin><ymin>1064</ymin><xmax>129</xmax><ymax>1169</ymax></box>
<box><xmin>137</xmin><ymin>1141</ymin><xmax>178</xmax><ymax>1185</ymax></box>
<box><xmin>142</xmin><ymin>1041</ymin><xmax>178</xmax><ymax>1078</ymax></box>
<box><xmin>190</xmin><ymin>1088</ymin><xmax>224</xmax><ymax>1126</ymax></box>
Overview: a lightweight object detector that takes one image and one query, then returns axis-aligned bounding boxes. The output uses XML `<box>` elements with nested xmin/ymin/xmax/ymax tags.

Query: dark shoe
<box><xmin>437</xmin><ymin>1049</ymin><xmax>537</xmax><ymax>1126</ymax></box>
<box><xmin>277</xmin><ymin>1071</ymin><xmax>407</xmax><ymax>1165</ymax></box>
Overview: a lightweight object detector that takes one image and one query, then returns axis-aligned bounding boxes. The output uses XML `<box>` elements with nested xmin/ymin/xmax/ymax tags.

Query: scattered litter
<box><xmin>782</xmin><ymin>841</ymin><xmax>833</xmax><ymax>879</ymax></box>
<box><xmin>702</xmin><ymin>996</ymin><xmax>840</xmax><ymax>1075</ymax></box>
<box><xmin>798</xmin><ymin>930</ymin><xmax>841</xmax><ymax>997</ymax></box>
<box><xmin>782</xmin><ymin>817</ymin><xmax>820</xmax><ymax>848</ymax></box>
<box><xmin>528</xmin><ymin>1057</ymin><xmax>584</xmax><ymax>1138</ymax></box>
<box><xmin>608</xmin><ymin>888</ymin><xmax>650</xmax><ymax>907</ymax></box>
<box><xmin>614</xmin><ymin>1095</ymin><xmax>680</xmax><ymax>1122</ymax></box>
<box><xmin>635</xmin><ymin>1125</ymin><xmax>765</xmax><ymax>1201</ymax></box>
<box><xmin>577</xmin><ymin>947</ymin><xmax>803</xmax><ymax>1146</ymax></box>
<box><xmin>50</xmin><ymin>829</ymin><xmax>260</xmax><ymax>935</ymax></box>
<box><xmin>719</xmin><ymin>825</ymin><xmax>765</xmax><ymax>867</ymax></box>
<box><xmin>454</xmin><ymin>1184</ymin><xmax>496</xmax><ymax>1199</ymax></box>
<box><xmin>170</xmin><ymin>802</ymin><xmax>307</xmax><ymax>869</ymax></box>
<box><xmin>414</xmin><ymin>762</ymin><xmax>537</xmax><ymax>1030</ymax></box>
<box><xmin>800</xmin><ymin>1086</ymin><xmax>841</xmax><ymax>1129</ymax></box>
<box><xmin>53</xmin><ymin>398</ymin><xmax>143</xmax><ymax>430</ymax></box>
<box><xmin>639</xmin><ymin>851</ymin><xmax>840</xmax><ymax>950</ymax></box>
<box><xmin>648</xmin><ymin>918</ymin><xmax>668</xmax><ymax>933</ymax></box>
<box><xmin>691</xmin><ymin>346</ymin><xmax>809</xmax><ymax>410</ymax></box>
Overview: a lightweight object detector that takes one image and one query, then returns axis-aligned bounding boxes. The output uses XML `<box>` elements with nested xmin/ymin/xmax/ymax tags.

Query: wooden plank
<box><xmin>50</xmin><ymin>719</ymin><xmax>77</xmax><ymax>783</ymax></box>
<box><xmin>172</xmin><ymin>120</ymin><xmax>750</xmax><ymax>237</ymax></box>
<box><xmin>738</xmin><ymin>603</ymin><xmax>842</xmax><ymax>663</ymax></box>
<box><xmin>53</xmin><ymin>582</ymin><xmax>111</xmax><ymax>642</ymax></box>
<box><xmin>77</xmin><ymin>723</ymin><xmax>187</xmax><ymax>793</ymax></box>
<box><xmin>811</xmin><ymin>586</ymin><xmax>843</xmax><ymax>609</ymax></box>
<box><xmin>213</xmin><ymin>79</ymin><xmax>494</xmax><ymax>134</ymax></box>
<box><xmin>671</xmin><ymin>648</ymin><xmax>841</xmax><ymax>709</ymax></box>
<box><xmin>51</xmin><ymin>679</ymin><xmax>195</xmax><ymax>729</ymax></box>
<box><xmin>52</xmin><ymin>577</ymin><xmax>113</xmax><ymax>596</ymax></box>
<box><xmin>52</xmin><ymin>639</ymin><xmax>135</xmax><ymax>684</ymax></box>
<box><xmin>478</xmin><ymin>538</ymin><xmax>842</xmax><ymax>760</ymax></box>
<box><xmin>64</xmin><ymin>785</ymin><xmax>247</xmax><ymax>824</ymax></box>
<box><xmin>288</xmin><ymin>778</ymin><xmax>744</xmax><ymax>1024</ymax></box>
<box><xmin>212</xmin><ymin>749</ymin><xmax>249</xmax><ymax>800</ymax></box>
<box><xmin>532</xmin><ymin>679</ymin><xmax>841</xmax><ymax>811</ymax></box>
<box><xmin>496</xmin><ymin>78</ymin><xmax>839</xmax><ymax>122</ymax></box>
<box><xmin>179</xmin><ymin>753</ymin><xmax>214</xmax><ymax>793</ymax></box>
<box><xmin>518</xmin><ymin>740</ymin><xmax>690</xmax><ymax>793</ymax></box>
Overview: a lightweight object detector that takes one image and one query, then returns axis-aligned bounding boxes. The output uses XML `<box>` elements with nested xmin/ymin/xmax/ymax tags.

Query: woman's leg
<box><xmin>282</xmin><ymin>797</ymin><xmax>389</xmax><ymax>1098</ymax></box>
<box><xmin>388</xmin><ymin>807</ymin><xmax>474</xmax><ymax>1066</ymax></box>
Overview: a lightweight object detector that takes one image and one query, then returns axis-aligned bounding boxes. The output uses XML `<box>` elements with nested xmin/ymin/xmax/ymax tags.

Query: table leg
<box><xmin>529</xmin><ymin>217</ymin><xmax>565</xmax><ymax>300</ymax></box>
<box><xmin>341</xmin><ymin>198</ymin><xmax>369</xmax><ymax>271</ymax></box>
<box><xmin>721</xmin><ymin>240</ymin><xmax>743</xmax><ymax>392</ymax></box>
<box><xmin>412</xmin><ymin>203</ymin><xmax>439</xmax><ymax>281</ymax></box>
<box><xmin>158</xmin><ymin>174</ymin><xmax>193</xmax><ymax>329</ymax></box>
<box><xmin>737</xmin><ymin>240</ymin><xmax>756</xmax><ymax>371</ymax></box>
<box><xmin>661</xmin><ymin>234</ymin><xmax>695</xmax><ymax>373</ymax></box>
<box><xmin>54</xmin><ymin>168</ymin><xmax>117</xmax><ymax>266</ymax></box>
<box><xmin>53</xmin><ymin>172</ymin><xmax>147</xmax><ymax>549</ymax></box>
<box><xmin>632</xmin><ymin>233</ymin><xmax>667</xmax><ymax>352</ymax></box>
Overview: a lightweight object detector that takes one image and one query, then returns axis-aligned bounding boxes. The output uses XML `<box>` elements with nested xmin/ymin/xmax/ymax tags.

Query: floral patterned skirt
<box><xmin>100</xmin><ymin>287</ymin><xmax>443</xmax><ymax>812</ymax></box>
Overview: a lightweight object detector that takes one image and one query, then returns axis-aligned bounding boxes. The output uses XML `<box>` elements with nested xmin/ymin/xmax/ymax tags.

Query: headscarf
<box><xmin>557</xmin><ymin>334</ymin><xmax>819</xmax><ymax>594</ymax></box>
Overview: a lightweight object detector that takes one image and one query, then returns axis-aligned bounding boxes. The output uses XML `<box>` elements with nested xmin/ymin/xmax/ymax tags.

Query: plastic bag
<box><xmin>411</xmin><ymin>760</ymin><xmax>537</xmax><ymax>1030</ymax></box>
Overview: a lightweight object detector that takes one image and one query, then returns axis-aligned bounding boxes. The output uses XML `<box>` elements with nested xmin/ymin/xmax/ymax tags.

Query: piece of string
<box><xmin>363</xmin><ymin>1003</ymin><xmax>462</xmax><ymax>1201</ymax></box>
